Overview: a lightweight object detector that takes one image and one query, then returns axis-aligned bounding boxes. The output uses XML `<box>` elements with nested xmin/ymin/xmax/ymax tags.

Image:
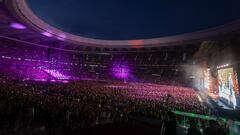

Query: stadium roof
<box><xmin>0</xmin><ymin>0</ymin><xmax>240</xmax><ymax>50</ymax></box>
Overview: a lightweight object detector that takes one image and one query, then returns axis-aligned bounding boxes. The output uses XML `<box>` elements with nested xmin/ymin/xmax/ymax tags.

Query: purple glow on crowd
<box><xmin>111</xmin><ymin>62</ymin><xmax>130</xmax><ymax>79</ymax></box>
<box><xmin>9</xmin><ymin>22</ymin><xmax>26</xmax><ymax>29</ymax></box>
<box><xmin>34</xmin><ymin>79</ymin><xmax>48</xmax><ymax>82</ymax></box>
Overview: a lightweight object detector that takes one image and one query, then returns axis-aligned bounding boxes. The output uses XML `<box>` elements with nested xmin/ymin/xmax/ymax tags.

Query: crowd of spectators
<box><xmin>0</xmin><ymin>74</ymin><xmax>213</xmax><ymax>131</ymax></box>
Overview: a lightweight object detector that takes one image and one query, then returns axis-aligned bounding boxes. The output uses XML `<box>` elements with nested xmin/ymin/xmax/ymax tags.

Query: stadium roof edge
<box><xmin>3</xmin><ymin>0</ymin><xmax>240</xmax><ymax>48</ymax></box>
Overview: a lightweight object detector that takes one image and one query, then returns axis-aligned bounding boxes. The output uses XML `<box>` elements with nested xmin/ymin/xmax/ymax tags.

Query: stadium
<box><xmin>0</xmin><ymin>0</ymin><xmax>240</xmax><ymax>134</ymax></box>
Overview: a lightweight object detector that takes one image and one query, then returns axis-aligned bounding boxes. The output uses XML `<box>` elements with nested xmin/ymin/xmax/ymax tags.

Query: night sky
<box><xmin>27</xmin><ymin>0</ymin><xmax>240</xmax><ymax>40</ymax></box>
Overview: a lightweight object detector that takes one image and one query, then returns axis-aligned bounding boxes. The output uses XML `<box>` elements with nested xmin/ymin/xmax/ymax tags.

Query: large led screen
<box><xmin>218</xmin><ymin>67</ymin><xmax>237</xmax><ymax>108</ymax></box>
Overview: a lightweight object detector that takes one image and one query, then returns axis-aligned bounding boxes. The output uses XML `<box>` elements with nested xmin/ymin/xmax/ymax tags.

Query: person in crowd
<box><xmin>187</xmin><ymin>120</ymin><xmax>202</xmax><ymax>135</ymax></box>
<box><xmin>164</xmin><ymin>111</ymin><xmax>177</xmax><ymax>135</ymax></box>
<box><xmin>203</xmin><ymin>120</ymin><xmax>226</xmax><ymax>135</ymax></box>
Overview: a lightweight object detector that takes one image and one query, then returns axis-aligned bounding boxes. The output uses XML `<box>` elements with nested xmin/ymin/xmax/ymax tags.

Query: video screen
<box><xmin>218</xmin><ymin>67</ymin><xmax>237</xmax><ymax>109</ymax></box>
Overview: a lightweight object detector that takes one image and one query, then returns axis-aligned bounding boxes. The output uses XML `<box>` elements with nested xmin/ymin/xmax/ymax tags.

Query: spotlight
<box><xmin>111</xmin><ymin>62</ymin><xmax>130</xmax><ymax>79</ymax></box>
<box><xmin>42</xmin><ymin>31</ymin><xmax>53</xmax><ymax>37</ymax></box>
<box><xmin>9</xmin><ymin>22</ymin><xmax>26</xmax><ymax>29</ymax></box>
<box><xmin>57</xmin><ymin>34</ymin><xmax>66</xmax><ymax>41</ymax></box>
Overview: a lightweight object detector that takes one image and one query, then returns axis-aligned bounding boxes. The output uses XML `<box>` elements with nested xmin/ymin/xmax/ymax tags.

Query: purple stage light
<box><xmin>42</xmin><ymin>31</ymin><xmax>53</xmax><ymax>37</ymax></box>
<box><xmin>111</xmin><ymin>62</ymin><xmax>130</xmax><ymax>79</ymax></box>
<box><xmin>44</xmin><ymin>69</ymin><xmax>70</xmax><ymax>80</ymax></box>
<box><xmin>9</xmin><ymin>22</ymin><xmax>26</xmax><ymax>29</ymax></box>
<box><xmin>57</xmin><ymin>34</ymin><xmax>66</xmax><ymax>41</ymax></box>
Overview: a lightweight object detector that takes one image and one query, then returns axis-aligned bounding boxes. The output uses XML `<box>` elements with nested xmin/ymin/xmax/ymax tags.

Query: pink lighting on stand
<box><xmin>50</xmin><ymin>80</ymin><xmax>56</xmax><ymax>82</ymax></box>
<box><xmin>62</xmin><ymin>80</ymin><xmax>69</xmax><ymax>83</ymax></box>
<box><xmin>128</xmin><ymin>40</ymin><xmax>144</xmax><ymax>48</ymax></box>
<box><xmin>34</xmin><ymin>79</ymin><xmax>47</xmax><ymax>82</ymax></box>
<box><xmin>9</xmin><ymin>22</ymin><xmax>26</xmax><ymax>29</ymax></box>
